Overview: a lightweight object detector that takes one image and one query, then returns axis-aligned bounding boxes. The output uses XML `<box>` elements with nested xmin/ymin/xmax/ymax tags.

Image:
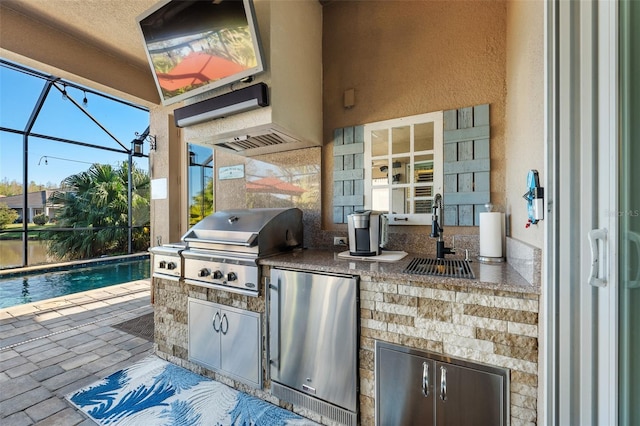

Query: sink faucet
<box><xmin>430</xmin><ymin>193</ymin><xmax>455</xmax><ymax>259</ymax></box>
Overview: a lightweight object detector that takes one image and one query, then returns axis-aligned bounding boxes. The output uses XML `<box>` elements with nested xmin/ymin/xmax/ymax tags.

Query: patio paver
<box><xmin>0</xmin><ymin>280</ymin><xmax>154</xmax><ymax>425</ymax></box>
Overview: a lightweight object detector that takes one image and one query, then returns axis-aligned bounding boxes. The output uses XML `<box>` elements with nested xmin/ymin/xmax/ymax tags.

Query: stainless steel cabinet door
<box><xmin>188</xmin><ymin>298</ymin><xmax>221</xmax><ymax>370</ymax></box>
<box><xmin>269</xmin><ymin>269</ymin><xmax>358</xmax><ymax>412</ymax></box>
<box><xmin>220</xmin><ymin>307</ymin><xmax>261</xmax><ymax>387</ymax></box>
<box><xmin>377</xmin><ymin>346</ymin><xmax>435</xmax><ymax>426</ymax></box>
<box><xmin>435</xmin><ymin>361</ymin><xmax>505</xmax><ymax>426</ymax></box>
<box><xmin>188</xmin><ymin>298</ymin><xmax>262</xmax><ymax>388</ymax></box>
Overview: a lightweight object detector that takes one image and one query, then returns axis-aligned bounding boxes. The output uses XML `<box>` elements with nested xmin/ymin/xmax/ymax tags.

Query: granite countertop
<box><xmin>260</xmin><ymin>248</ymin><xmax>540</xmax><ymax>296</ymax></box>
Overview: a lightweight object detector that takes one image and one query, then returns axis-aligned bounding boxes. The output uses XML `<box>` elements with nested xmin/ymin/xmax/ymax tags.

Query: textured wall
<box><xmin>149</xmin><ymin>109</ymin><xmax>184</xmax><ymax>246</ymax></box>
<box><xmin>322</xmin><ymin>0</ymin><xmax>508</xmax><ymax>238</ymax></box>
<box><xmin>505</xmin><ymin>0</ymin><xmax>545</xmax><ymax>248</ymax></box>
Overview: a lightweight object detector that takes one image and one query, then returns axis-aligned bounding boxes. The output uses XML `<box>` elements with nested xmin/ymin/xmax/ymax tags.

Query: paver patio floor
<box><xmin>0</xmin><ymin>280</ymin><xmax>154</xmax><ymax>425</ymax></box>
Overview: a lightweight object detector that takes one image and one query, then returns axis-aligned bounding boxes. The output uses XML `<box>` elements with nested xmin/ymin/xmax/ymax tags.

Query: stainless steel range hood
<box><xmin>208</xmin><ymin>124</ymin><xmax>319</xmax><ymax>157</ymax></box>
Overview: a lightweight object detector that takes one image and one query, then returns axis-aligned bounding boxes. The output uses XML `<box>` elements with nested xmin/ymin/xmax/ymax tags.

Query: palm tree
<box><xmin>44</xmin><ymin>162</ymin><xmax>150</xmax><ymax>260</ymax></box>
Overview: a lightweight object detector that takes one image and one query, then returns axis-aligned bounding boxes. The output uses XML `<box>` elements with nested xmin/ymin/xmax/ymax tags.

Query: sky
<box><xmin>0</xmin><ymin>62</ymin><xmax>150</xmax><ymax>189</ymax></box>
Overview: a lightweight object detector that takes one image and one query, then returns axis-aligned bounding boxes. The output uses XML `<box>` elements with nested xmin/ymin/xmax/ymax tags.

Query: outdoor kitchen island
<box><xmin>152</xmin><ymin>248</ymin><xmax>540</xmax><ymax>426</ymax></box>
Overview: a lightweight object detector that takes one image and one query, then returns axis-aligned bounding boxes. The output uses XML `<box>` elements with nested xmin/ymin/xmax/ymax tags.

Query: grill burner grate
<box><xmin>404</xmin><ymin>258</ymin><xmax>475</xmax><ymax>279</ymax></box>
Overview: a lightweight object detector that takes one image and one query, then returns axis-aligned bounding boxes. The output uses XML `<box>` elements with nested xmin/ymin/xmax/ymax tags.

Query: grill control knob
<box><xmin>227</xmin><ymin>272</ymin><xmax>238</xmax><ymax>282</ymax></box>
<box><xmin>212</xmin><ymin>270</ymin><xmax>223</xmax><ymax>280</ymax></box>
<box><xmin>159</xmin><ymin>261</ymin><xmax>166</xmax><ymax>269</ymax></box>
<box><xmin>167</xmin><ymin>262</ymin><xmax>177</xmax><ymax>270</ymax></box>
<box><xmin>198</xmin><ymin>268</ymin><xmax>210</xmax><ymax>277</ymax></box>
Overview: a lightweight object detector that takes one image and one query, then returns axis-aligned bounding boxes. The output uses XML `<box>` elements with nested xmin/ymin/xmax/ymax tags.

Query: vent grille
<box><xmin>404</xmin><ymin>258</ymin><xmax>475</xmax><ymax>279</ymax></box>
<box><xmin>271</xmin><ymin>382</ymin><xmax>357</xmax><ymax>426</ymax></box>
<box><xmin>215</xmin><ymin>133</ymin><xmax>293</xmax><ymax>152</ymax></box>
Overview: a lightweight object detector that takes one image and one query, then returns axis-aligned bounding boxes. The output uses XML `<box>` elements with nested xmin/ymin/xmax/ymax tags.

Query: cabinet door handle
<box><xmin>588</xmin><ymin>228</ymin><xmax>608</xmax><ymax>287</ymax></box>
<box><xmin>422</xmin><ymin>362</ymin><xmax>430</xmax><ymax>397</ymax></box>
<box><xmin>221</xmin><ymin>313</ymin><xmax>229</xmax><ymax>335</ymax></box>
<box><xmin>212</xmin><ymin>312</ymin><xmax>221</xmax><ymax>333</ymax></box>
<box><xmin>440</xmin><ymin>366</ymin><xmax>447</xmax><ymax>401</ymax></box>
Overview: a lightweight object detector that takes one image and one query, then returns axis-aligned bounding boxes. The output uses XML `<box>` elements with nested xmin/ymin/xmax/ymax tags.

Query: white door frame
<box><xmin>545</xmin><ymin>1</ymin><xmax>619</xmax><ymax>424</ymax></box>
<box><xmin>597</xmin><ymin>2</ymin><xmax>619</xmax><ymax>425</ymax></box>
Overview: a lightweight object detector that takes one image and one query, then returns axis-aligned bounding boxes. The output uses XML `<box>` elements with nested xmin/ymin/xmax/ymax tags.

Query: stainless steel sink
<box><xmin>404</xmin><ymin>257</ymin><xmax>475</xmax><ymax>279</ymax></box>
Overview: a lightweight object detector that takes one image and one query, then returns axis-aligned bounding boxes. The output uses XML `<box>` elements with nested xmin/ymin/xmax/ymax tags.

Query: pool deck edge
<box><xmin>0</xmin><ymin>252</ymin><xmax>150</xmax><ymax>278</ymax></box>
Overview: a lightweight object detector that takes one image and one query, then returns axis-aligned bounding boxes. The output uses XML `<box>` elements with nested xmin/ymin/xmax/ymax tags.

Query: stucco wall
<box><xmin>321</xmin><ymin>0</ymin><xmax>508</xmax><ymax>241</ymax></box>
<box><xmin>149</xmin><ymin>108</ymin><xmax>184</xmax><ymax>246</ymax></box>
<box><xmin>505</xmin><ymin>0</ymin><xmax>545</xmax><ymax>249</ymax></box>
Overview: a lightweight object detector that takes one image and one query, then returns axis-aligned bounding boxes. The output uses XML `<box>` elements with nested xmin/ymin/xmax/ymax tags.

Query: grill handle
<box><xmin>269</xmin><ymin>272</ymin><xmax>280</xmax><ymax>370</ymax></box>
<box><xmin>183</xmin><ymin>234</ymin><xmax>258</xmax><ymax>247</ymax></box>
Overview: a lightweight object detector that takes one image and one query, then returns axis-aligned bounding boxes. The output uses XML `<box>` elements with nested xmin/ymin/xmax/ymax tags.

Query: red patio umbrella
<box><xmin>156</xmin><ymin>52</ymin><xmax>247</xmax><ymax>92</ymax></box>
<box><xmin>246</xmin><ymin>177</ymin><xmax>306</xmax><ymax>196</ymax></box>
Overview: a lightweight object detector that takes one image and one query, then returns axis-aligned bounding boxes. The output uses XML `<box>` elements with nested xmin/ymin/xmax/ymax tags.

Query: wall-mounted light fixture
<box><xmin>132</xmin><ymin>138</ymin><xmax>144</xmax><ymax>157</ymax></box>
<box><xmin>132</xmin><ymin>132</ymin><xmax>157</xmax><ymax>157</ymax></box>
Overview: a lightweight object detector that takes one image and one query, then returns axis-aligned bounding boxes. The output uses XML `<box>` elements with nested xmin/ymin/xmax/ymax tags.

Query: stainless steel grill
<box><xmin>404</xmin><ymin>257</ymin><xmax>475</xmax><ymax>279</ymax></box>
<box><xmin>178</xmin><ymin>208</ymin><xmax>303</xmax><ymax>296</ymax></box>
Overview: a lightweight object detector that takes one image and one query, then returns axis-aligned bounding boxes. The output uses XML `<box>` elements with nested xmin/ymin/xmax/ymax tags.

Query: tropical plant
<box><xmin>189</xmin><ymin>178</ymin><xmax>214</xmax><ymax>226</ymax></box>
<box><xmin>0</xmin><ymin>202</ymin><xmax>19</xmax><ymax>229</ymax></box>
<box><xmin>43</xmin><ymin>162</ymin><xmax>150</xmax><ymax>260</ymax></box>
<box><xmin>33</xmin><ymin>213</ymin><xmax>48</xmax><ymax>225</ymax></box>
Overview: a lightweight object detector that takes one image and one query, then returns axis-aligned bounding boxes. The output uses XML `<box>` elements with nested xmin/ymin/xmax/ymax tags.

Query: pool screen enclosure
<box><xmin>0</xmin><ymin>60</ymin><xmax>150</xmax><ymax>269</ymax></box>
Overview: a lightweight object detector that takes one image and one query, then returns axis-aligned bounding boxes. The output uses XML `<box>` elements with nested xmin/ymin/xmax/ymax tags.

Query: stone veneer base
<box><xmin>153</xmin><ymin>264</ymin><xmax>539</xmax><ymax>426</ymax></box>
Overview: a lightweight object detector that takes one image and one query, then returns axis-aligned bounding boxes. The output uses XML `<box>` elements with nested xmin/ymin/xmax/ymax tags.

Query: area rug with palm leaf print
<box><xmin>66</xmin><ymin>355</ymin><xmax>318</xmax><ymax>426</ymax></box>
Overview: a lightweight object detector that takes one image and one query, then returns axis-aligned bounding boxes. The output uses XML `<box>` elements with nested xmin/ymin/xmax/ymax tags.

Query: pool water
<box><xmin>0</xmin><ymin>259</ymin><xmax>150</xmax><ymax>309</ymax></box>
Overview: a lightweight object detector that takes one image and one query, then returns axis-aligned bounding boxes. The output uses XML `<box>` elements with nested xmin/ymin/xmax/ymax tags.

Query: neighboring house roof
<box><xmin>246</xmin><ymin>177</ymin><xmax>305</xmax><ymax>196</ymax></box>
<box><xmin>0</xmin><ymin>190</ymin><xmax>57</xmax><ymax>209</ymax></box>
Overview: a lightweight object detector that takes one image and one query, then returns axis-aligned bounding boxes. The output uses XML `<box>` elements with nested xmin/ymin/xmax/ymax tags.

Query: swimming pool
<box><xmin>0</xmin><ymin>258</ymin><xmax>150</xmax><ymax>309</ymax></box>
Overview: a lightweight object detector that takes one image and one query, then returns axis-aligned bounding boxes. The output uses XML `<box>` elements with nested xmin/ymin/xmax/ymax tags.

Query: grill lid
<box><xmin>182</xmin><ymin>208</ymin><xmax>303</xmax><ymax>256</ymax></box>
